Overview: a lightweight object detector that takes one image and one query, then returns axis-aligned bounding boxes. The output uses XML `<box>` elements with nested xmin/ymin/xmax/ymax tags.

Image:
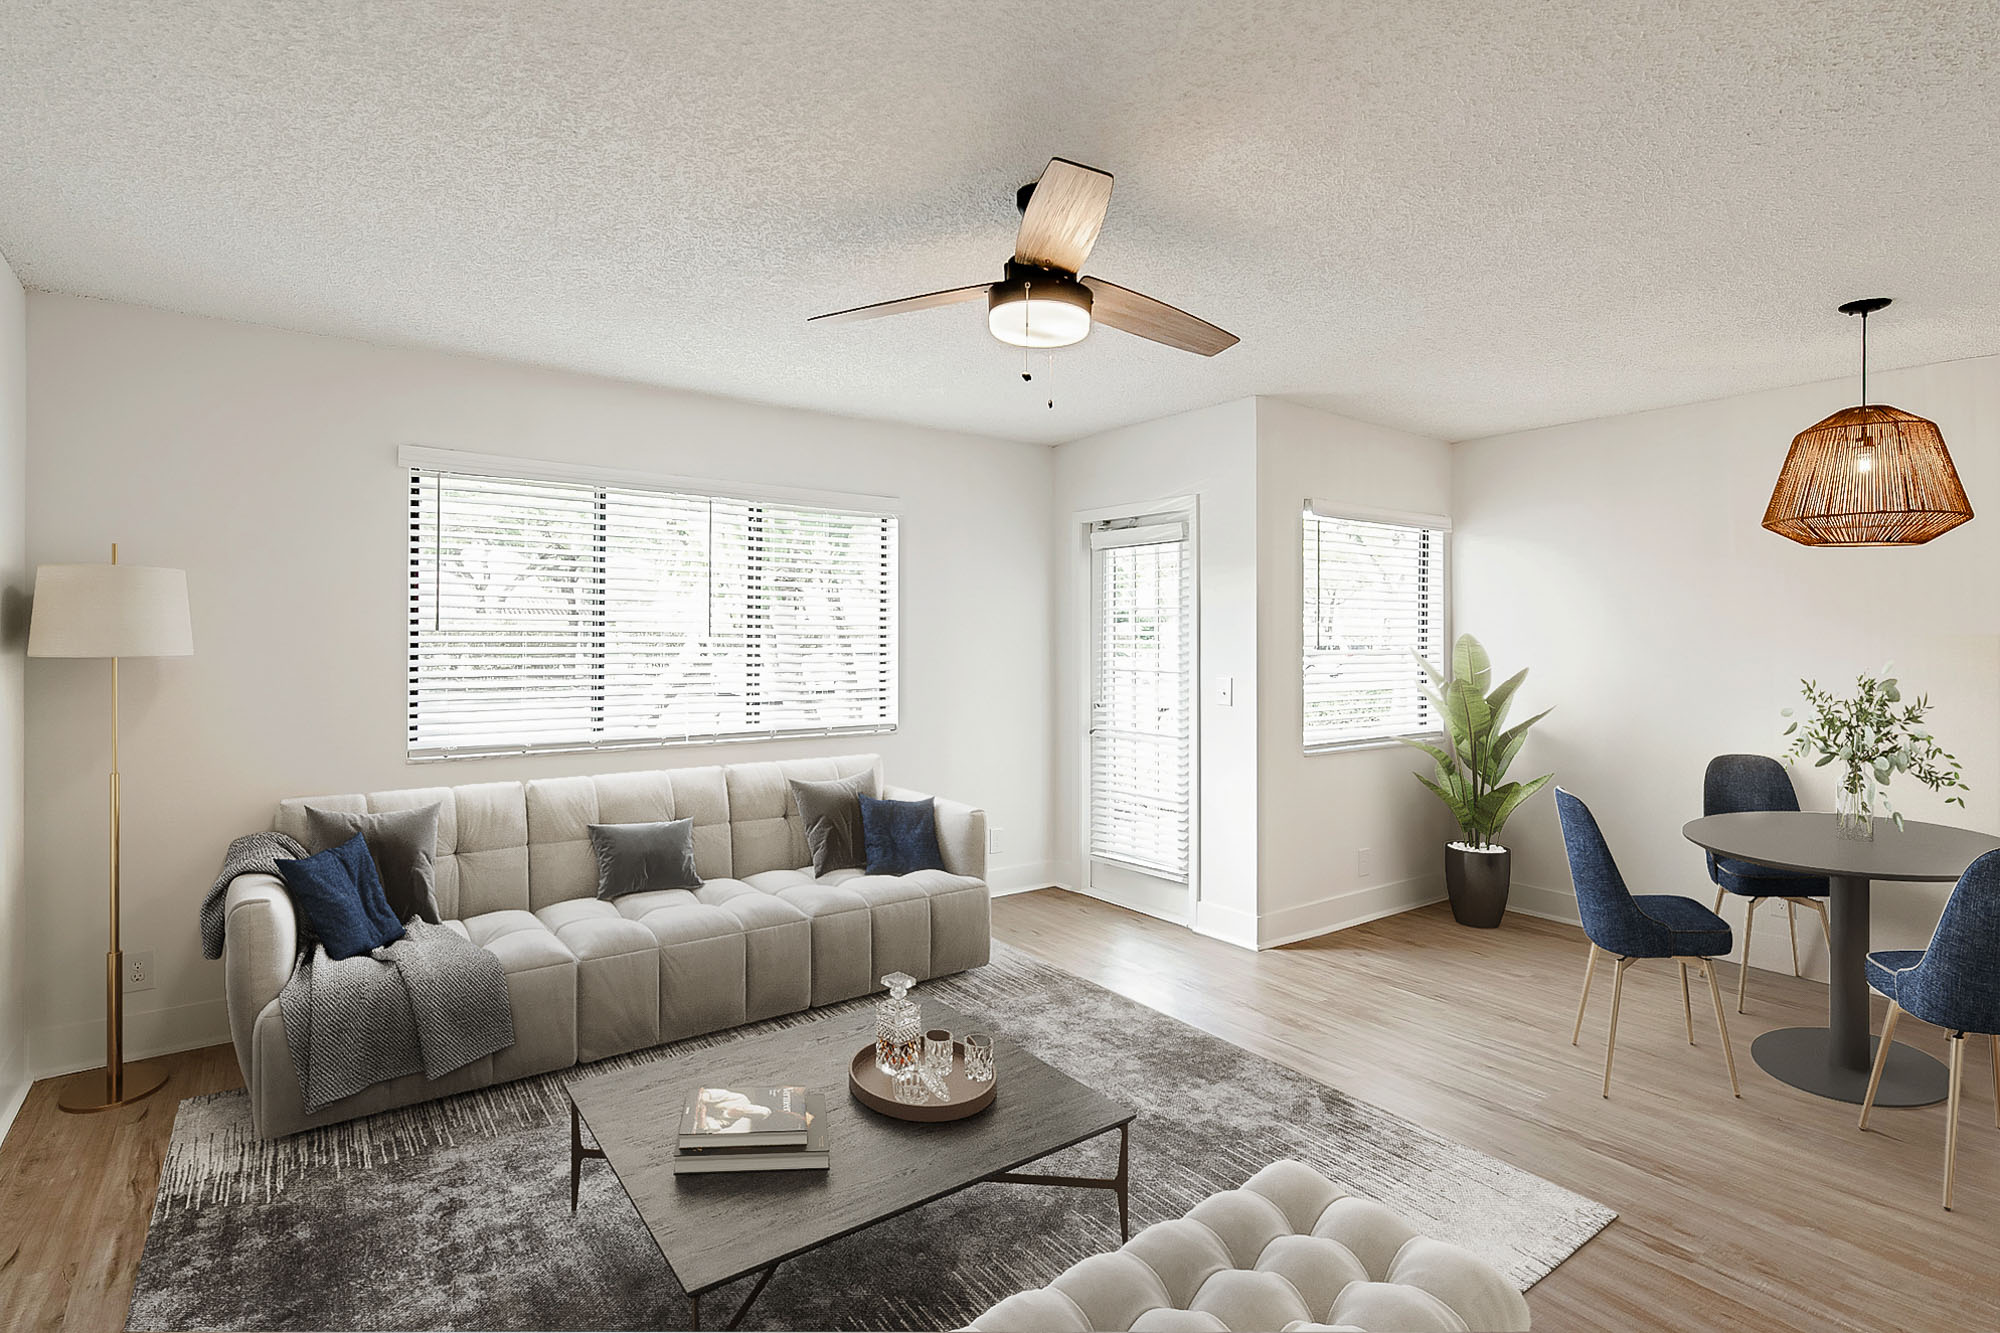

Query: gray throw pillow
<box><xmin>302</xmin><ymin>803</ymin><xmax>443</xmax><ymax>925</ymax></box>
<box><xmin>588</xmin><ymin>819</ymin><xmax>703</xmax><ymax>899</ymax></box>
<box><xmin>789</xmin><ymin>772</ymin><xmax>880</xmax><ymax>876</ymax></box>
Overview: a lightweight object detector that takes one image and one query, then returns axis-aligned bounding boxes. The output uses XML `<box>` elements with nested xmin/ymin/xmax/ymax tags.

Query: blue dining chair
<box><xmin>1857</xmin><ymin>848</ymin><xmax>2000</xmax><ymax>1210</ymax></box>
<box><xmin>1556</xmin><ymin>788</ymin><xmax>1741</xmax><ymax>1098</ymax></box>
<box><xmin>1703</xmin><ymin>754</ymin><xmax>1833</xmax><ymax>1013</ymax></box>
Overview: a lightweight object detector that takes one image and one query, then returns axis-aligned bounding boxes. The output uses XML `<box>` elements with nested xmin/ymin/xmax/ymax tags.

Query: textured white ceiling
<box><xmin>2</xmin><ymin>1</ymin><xmax>1997</xmax><ymax>445</ymax></box>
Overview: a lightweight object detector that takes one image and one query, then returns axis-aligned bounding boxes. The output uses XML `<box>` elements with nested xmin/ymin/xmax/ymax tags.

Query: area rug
<box><xmin>128</xmin><ymin>941</ymin><xmax>1613</xmax><ymax>1330</ymax></box>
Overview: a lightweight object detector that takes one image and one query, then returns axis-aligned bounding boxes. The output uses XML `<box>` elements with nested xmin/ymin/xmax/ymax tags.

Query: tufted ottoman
<box><xmin>965</xmin><ymin>1160</ymin><xmax>1530</xmax><ymax>1332</ymax></box>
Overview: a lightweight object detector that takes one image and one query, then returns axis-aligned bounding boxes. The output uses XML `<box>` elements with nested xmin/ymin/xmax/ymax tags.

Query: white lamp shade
<box><xmin>28</xmin><ymin>563</ymin><xmax>194</xmax><ymax>659</ymax></box>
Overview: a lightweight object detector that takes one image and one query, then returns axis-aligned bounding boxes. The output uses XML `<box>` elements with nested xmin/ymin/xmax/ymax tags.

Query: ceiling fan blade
<box><xmin>1014</xmin><ymin>158</ymin><xmax>1114</xmax><ymax>273</ymax></box>
<box><xmin>808</xmin><ymin>284</ymin><xmax>991</xmax><ymax>325</ymax></box>
<box><xmin>1081</xmin><ymin>277</ymin><xmax>1239</xmax><ymax>356</ymax></box>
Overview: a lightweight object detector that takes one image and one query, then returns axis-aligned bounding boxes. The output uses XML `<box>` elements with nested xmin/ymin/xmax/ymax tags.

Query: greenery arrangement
<box><xmin>1782</xmin><ymin>668</ymin><xmax>1967</xmax><ymax>831</ymax></box>
<box><xmin>1401</xmin><ymin>634</ymin><xmax>1553</xmax><ymax>849</ymax></box>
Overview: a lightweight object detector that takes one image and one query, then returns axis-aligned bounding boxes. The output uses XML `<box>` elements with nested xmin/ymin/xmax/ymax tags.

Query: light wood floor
<box><xmin>0</xmin><ymin>893</ymin><xmax>1993</xmax><ymax>1332</ymax></box>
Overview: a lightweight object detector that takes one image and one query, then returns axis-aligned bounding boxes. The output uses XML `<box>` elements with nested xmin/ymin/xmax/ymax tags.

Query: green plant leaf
<box><xmin>1415</xmin><ymin>773</ymin><xmax>1476</xmax><ymax>840</ymax></box>
<box><xmin>1451</xmin><ymin>634</ymin><xmax>1492</xmax><ymax>693</ymax></box>
<box><xmin>1484</xmin><ymin>773</ymin><xmax>1553</xmax><ymax>838</ymax></box>
<box><xmin>1398</xmin><ymin>736</ymin><xmax>1457</xmax><ymax>774</ymax></box>
<box><xmin>1484</xmin><ymin>668</ymin><xmax>1529</xmax><ymax>733</ymax></box>
<box><xmin>1413</xmin><ymin>650</ymin><xmax>1445</xmax><ymax>689</ymax></box>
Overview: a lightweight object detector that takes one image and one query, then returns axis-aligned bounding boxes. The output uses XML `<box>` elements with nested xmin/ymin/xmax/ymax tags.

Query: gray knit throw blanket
<box><xmin>203</xmin><ymin>832</ymin><xmax>516</xmax><ymax>1114</ymax></box>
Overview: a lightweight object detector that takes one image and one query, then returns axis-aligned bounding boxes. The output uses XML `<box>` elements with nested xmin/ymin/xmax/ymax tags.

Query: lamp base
<box><xmin>56</xmin><ymin>1059</ymin><xmax>170</xmax><ymax>1113</ymax></box>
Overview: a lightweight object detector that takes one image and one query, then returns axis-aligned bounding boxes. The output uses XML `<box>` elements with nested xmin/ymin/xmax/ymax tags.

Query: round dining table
<box><xmin>1681</xmin><ymin>811</ymin><xmax>2000</xmax><ymax>1106</ymax></box>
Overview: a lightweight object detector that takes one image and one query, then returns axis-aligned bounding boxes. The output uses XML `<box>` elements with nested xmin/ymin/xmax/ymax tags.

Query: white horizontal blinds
<box><xmin>1089</xmin><ymin>520</ymin><xmax>1192</xmax><ymax>881</ymax></box>
<box><xmin>408</xmin><ymin>465</ymin><xmax>896</xmax><ymax>758</ymax></box>
<box><xmin>1302</xmin><ymin>508</ymin><xmax>1447</xmax><ymax>748</ymax></box>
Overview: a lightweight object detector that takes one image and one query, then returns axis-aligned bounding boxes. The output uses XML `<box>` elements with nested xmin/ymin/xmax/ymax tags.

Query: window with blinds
<box><xmin>1089</xmin><ymin>520</ymin><xmax>1192</xmax><ymax>881</ymax></box>
<box><xmin>1302</xmin><ymin>505</ymin><xmax>1449</xmax><ymax>750</ymax></box>
<box><xmin>407</xmin><ymin>458</ymin><xmax>897</xmax><ymax>759</ymax></box>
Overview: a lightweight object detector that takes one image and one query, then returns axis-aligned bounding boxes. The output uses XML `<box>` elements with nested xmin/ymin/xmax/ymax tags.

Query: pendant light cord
<box><xmin>1860</xmin><ymin>309</ymin><xmax>1869</xmax><ymax>404</ymax></box>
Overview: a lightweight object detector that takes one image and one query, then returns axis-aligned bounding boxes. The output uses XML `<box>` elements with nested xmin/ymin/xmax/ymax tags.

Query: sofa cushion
<box><xmin>302</xmin><ymin>802</ymin><xmax>443</xmax><ymax>924</ymax></box>
<box><xmin>860</xmin><ymin>794</ymin><xmax>947</xmax><ymax>876</ymax></box>
<box><xmin>790</xmin><ymin>772</ymin><xmax>880</xmax><ymax>875</ymax></box>
<box><xmin>725</xmin><ymin>754</ymin><xmax>881</xmax><ymax>878</ymax></box>
<box><xmin>535</xmin><ymin>899</ymin><xmax>661</xmax><ymax>1062</ymax></box>
<box><xmin>588</xmin><ymin>818</ymin><xmax>703</xmax><ymax>898</ymax></box>
<box><xmin>275</xmin><ymin>834</ymin><xmax>403</xmax><ymax>959</ymax></box>
<box><xmin>966</xmin><ymin>1160</ymin><xmax>1529</xmax><ymax>1333</ymax></box>
<box><xmin>525</xmin><ymin>767</ymin><xmax>733</xmax><ymax>909</ymax></box>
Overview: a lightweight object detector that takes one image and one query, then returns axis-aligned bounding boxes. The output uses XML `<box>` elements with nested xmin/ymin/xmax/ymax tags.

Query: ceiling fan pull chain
<box><xmin>1022</xmin><ymin>343</ymin><xmax>1032</xmax><ymax>382</ymax></box>
<box><xmin>1047</xmin><ymin>351</ymin><xmax>1055</xmax><ymax>409</ymax></box>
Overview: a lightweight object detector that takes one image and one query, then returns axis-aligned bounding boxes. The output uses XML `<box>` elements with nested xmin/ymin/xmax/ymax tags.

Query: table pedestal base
<box><xmin>1751</xmin><ymin>1027</ymin><xmax>1948</xmax><ymax>1106</ymax></box>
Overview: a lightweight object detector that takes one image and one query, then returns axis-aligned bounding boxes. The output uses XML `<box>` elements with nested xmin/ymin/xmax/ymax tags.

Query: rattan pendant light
<box><xmin>1763</xmin><ymin>298</ymin><xmax>1972</xmax><ymax>545</ymax></box>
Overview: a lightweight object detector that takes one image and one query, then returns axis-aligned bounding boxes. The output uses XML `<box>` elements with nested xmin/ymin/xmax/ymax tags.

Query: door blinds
<box><xmin>1089</xmin><ymin>519</ymin><xmax>1192</xmax><ymax>880</ymax></box>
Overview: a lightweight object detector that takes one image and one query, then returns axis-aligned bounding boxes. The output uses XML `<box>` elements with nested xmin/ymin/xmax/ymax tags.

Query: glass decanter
<box><xmin>874</xmin><ymin>972</ymin><xmax>921</xmax><ymax>1075</ymax></box>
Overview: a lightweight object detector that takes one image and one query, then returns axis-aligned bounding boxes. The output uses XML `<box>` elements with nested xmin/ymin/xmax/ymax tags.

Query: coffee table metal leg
<box><xmin>988</xmin><ymin>1120</ymin><xmax>1134</xmax><ymax>1240</ymax></box>
<box><xmin>569</xmin><ymin>1103</ymin><xmax>604</xmax><ymax>1213</ymax></box>
<box><xmin>690</xmin><ymin>1262</ymin><xmax>780</xmax><ymax>1331</ymax></box>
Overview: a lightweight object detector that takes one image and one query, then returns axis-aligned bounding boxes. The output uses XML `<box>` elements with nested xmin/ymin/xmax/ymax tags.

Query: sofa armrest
<box><xmin>223</xmin><ymin>872</ymin><xmax>299</xmax><ymax>1087</ymax></box>
<box><xmin>883</xmin><ymin>786</ymin><xmax>987</xmax><ymax>882</ymax></box>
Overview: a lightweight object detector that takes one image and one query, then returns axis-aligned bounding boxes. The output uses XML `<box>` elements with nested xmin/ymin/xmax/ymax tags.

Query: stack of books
<box><xmin>673</xmin><ymin>1083</ymin><xmax>829</xmax><ymax>1174</ymax></box>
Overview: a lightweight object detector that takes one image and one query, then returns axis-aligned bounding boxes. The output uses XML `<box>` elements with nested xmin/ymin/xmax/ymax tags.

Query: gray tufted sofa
<box><xmin>220</xmin><ymin>753</ymin><xmax>989</xmax><ymax>1139</ymax></box>
<box><xmin>967</xmin><ymin>1161</ymin><xmax>1530</xmax><ymax>1332</ymax></box>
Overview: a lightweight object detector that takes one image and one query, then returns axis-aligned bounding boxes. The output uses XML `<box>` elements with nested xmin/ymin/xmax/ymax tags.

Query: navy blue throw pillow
<box><xmin>859</xmin><ymin>795</ymin><xmax>947</xmax><ymax>877</ymax></box>
<box><xmin>276</xmin><ymin>833</ymin><xmax>406</xmax><ymax>960</ymax></box>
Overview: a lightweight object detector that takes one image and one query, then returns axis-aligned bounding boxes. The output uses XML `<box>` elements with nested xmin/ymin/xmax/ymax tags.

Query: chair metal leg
<box><xmin>1858</xmin><ymin>1001</ymin><xmax>1901</xmax><ymax>1130</ymax></box>
<box><xmin>1571</xmin><ymin>942</ymin><xmax>1598</xmax><ymax>1046</ymax></box>
<box><xmin>1943</xmin><ymin>1033</ymin><xmax>1965</xmax><ymax>1210</ymax></box>
<box><xmin>1713</xmin><ymin>886</ymin><xmax>1725</xmax><ymax>915</ymax></box>
<box><xmin>1695</xmin><ymin>957</ymin><xmax>1741</xmax><ymax>1096</ymax></box>
<box><xmin>1602</xmin><ymin>957</ymin><xmax>1630</xmax><ymax>1098</ymax></box>
<box><xmin>1678</xmin><ymin>961</ymin><xmax>1694</xmax><ymax>1044</ymax></box>
<box><xmin>1786</xmin><ymin>900</ymin><xmax>1800</xmax><ymax>977</ymax></box>
<box><xmin>1808</xmin><ymin>898</ymin><xmax>1831</xmax><ymax>957</ymax></box>
<box><xmin>1737</xmin><ymin>898</ymin><xmax>1759</xmax><ymax>1013</ymax></box>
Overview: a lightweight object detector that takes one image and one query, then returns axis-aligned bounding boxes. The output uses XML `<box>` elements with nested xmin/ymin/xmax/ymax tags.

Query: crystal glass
<box><xmin>875</xmin><ymin>972</ymin><xmax>921</xmax><ymax>1075</ymax></box>
<box><xmin>892</xmin><ymin>1065</ymin><xmax>937</xmax><ymax>1105</ymax></box>
<box><xmin>963</xmin><ymin>1032</ymin><xmax>995</xmax><ymax>1083</ymax></box>
<box><xmin>924</xmin><ymin>1028</ymin><xmax>954</xmax><ymax>1077</ymax></box>
<box><xmin>1835</xmin><ymin>781</ymin><xmax>1875</xmax><ymax>842</ymax></box>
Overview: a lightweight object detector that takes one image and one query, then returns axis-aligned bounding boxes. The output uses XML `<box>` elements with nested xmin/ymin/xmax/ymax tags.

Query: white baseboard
<box><xmin>988</xmin><ymin>862</ymin><xmax>1066</xmax><ymax>896</ymax></box>
<box><xmin>1255</xmin><ymin>875</ymin><xmax>1446</xmax><ymax>948</ymax></box>
<box><xmin>30</xmin><ymin>998</ymin><xmax>232</xmax><ymax>1080</ymax></box>
<box><xmin>1505</xmin><ymin>879</ymin><xmax>1582</xmax><ymax>926</ymax></box>
<box><xmin>1192</xmin><ymin>900</ymin><xmax>1260</xmax><ymax>950</ymax></box>
<box><xmin>0</xmin><ymin>1033</ymin><xmax>28</xmax><ymax>1148</ymax></box>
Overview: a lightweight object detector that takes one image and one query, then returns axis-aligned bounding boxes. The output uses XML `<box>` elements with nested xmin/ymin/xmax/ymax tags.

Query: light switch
<box><xmin>1215</xmin><ymin>675</ymin><xmax>1234</xmax><ymax>706</ymax></box>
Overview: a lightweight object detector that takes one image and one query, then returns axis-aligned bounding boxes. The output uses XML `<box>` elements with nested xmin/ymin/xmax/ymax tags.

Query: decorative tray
<box><xmin>847</xmin><ymin>1042</ymin><xmax>997</xmax><ymax>1122</ymax></box>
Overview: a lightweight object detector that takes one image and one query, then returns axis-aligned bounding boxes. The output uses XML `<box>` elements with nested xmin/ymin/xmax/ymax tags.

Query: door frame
<box><xmin>1072</xmin><ymin>494</ymin><xmax>1200</xmax><ymax>926</ymax></box>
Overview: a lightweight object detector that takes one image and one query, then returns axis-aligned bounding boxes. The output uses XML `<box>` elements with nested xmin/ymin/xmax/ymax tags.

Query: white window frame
<box><xmin>402</xmin><ymin>446</ymin><xmax>899</xmax><ymax>761</ymax></box>
<box><xmin>1301</xmin><ymin>500</ymin><xmax>1452</xmax><ymax>755</ymax></box>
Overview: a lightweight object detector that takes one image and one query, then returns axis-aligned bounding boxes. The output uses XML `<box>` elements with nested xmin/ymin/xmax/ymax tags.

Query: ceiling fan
<box><xmin>808</xmin><ymin>158</ymin><xmax>1239</xmax><ymax>357</ymax></box>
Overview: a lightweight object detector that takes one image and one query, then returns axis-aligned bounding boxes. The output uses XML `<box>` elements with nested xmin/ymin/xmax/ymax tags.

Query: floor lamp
<box><xmin>28</xmin><ymin>544</ymin><xmax>193</xmax><ymax>1113</ymax></box>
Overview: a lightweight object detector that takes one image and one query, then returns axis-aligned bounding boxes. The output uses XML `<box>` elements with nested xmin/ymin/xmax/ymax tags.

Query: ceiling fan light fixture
<box><xmin>987</xmin><ymin>270</ymin><xmax>1092</xmax><ymax>348</ymax></box>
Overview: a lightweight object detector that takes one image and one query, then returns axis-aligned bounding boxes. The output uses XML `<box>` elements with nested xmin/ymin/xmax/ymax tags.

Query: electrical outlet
<box><xmin>987</xmin><ymin>826</ymin><xmax>1004</xmax><ymax>856</ymax></box>
<box><xmin>125</xmin><ymin>949</ymin><xmax>156</xmax><ymax>993</ymax></box>
<box><xmin>1357</xmin><ymin>847</ymin><xmax>1374</xmax><ymax>878</ymax></box>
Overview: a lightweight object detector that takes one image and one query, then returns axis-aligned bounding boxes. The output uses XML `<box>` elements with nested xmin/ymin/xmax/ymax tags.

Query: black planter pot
<box><xmin>1443</xmin><ymin>843</ymin><xmax>1512</xmax><ymax>928</ymax></box>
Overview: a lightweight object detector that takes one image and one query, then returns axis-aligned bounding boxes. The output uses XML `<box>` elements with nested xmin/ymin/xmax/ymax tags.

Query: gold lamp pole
<box><xmin>29</xmin><ymin>543</ymin><xmax>193</xmax><ymax>1112</ymax></box>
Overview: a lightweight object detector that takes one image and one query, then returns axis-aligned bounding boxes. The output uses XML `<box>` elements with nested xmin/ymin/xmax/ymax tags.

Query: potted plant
<box><xmin>1400</xmin><ymin>634</ymin><xmax>1553</xmax><ymax>927</ymax></box>
<box><xmin>1782</xmin><ymin>667</ymin><xmax>1966</xmax><ymax>840</ymax></box>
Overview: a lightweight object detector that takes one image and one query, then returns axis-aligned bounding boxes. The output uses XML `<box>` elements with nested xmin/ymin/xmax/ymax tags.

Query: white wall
<box><xmin>23</xmin><ymin>293</ymin><xmax>1056</xmax><ymax>1075</ymax></box>
<box><xmin>1455</xmin><ymin>354</ymin><xmax>2000</xmax><ymax>977</ymax></box>
<box><xmin>1052</xmin><ymin>399</ymin><xmax>1262</xmax><ymax>946</ymax></box>
<box><xmin>1254</xmin><ymin>398</ymin><xmax>1459</xmax><ymax>946</ymax></box>
<box><xmin>0</xmin><ymin>255</ymin><xmax>27</xmax><ymax>1137</ymax></box>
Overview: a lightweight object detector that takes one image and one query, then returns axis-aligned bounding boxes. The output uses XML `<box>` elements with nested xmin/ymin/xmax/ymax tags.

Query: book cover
<box><xmin>674</xmin><ymin>1095</ymin><xmax>828</xmax><ymax>1173</ymax></box>
<box><xmin>679</xmin><ymin>1084</ymin><xmax>813</xmax><ymax>1146</ymax></box>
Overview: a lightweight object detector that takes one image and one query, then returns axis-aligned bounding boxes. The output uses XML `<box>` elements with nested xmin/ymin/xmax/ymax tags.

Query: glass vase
<box><xmin>1835</xmin><ymin>782</ymin><xmax>1875</xmax><ymax>841</ymax></box>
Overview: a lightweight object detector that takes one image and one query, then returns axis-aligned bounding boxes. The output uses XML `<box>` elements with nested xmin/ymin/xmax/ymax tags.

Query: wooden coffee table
<box><xmin>566</xmin><ymin>999</ymin><xmax>1135</xmax><ymax>1329</ymax></box>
